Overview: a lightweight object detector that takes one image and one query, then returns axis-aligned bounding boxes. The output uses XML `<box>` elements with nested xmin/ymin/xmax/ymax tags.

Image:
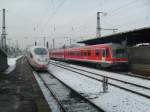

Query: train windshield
<box><xmin>112</xmin><ymin>48</ymin><xmax>127</xmax><ymax>58</ymax></box>
<box><xmin>34</xmin><ymin>48</ymin><xmax>47</xmax><ymax>55</ymax></box>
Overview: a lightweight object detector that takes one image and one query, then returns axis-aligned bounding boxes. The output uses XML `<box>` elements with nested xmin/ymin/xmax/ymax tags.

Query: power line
<box><xmin>106</xmin><ymin>0</ymin><xmax>140</xmax><ymax>17</ymax></box>
<box><xmin>97</xmin><ymin>0</ymin><xmax>150</xmax><ymax>32</ymax></box>
<box><xmin>106</xmin><ymin>0</ymin><xmax>150</xmax><ymax>29</ymax></box>
<box><xmin>47</xmin><ymin>0</ymin><xmax>149</xmax><ymax>42</ymax></box>
<box><xmin>42</xmin><ymin>0</ymin><xmax>67</xmax><ymax>35</ymax></box>
<box><xmin>60</xmin><ymin>1</ymin><xmax>138</xmax><ymax>38</ymax></box>
<box><xmin>50</xmin><ymin>0</ymin><xmax>55</xmax><ymax>10</ymax></box>
<box><xmin>7</xmin><ymin>10</ymin><xmax>38</xmax><ymax>25</ymax></box>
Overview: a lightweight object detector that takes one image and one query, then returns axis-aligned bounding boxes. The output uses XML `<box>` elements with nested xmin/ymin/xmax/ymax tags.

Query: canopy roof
<box><xmin>78</xmin><ymin>27</ymin><xmax>150</xmax><ymax>46</ymax></box>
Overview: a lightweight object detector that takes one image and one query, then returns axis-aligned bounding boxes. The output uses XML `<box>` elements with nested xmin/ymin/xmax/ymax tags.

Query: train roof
<box><xmin>50</xmin><ymin>43</ymin><xmax>124</xmax><ymax>52</ymax></box>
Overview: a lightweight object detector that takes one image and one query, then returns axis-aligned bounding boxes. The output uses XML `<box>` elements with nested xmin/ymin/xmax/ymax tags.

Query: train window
<box><xmin>34</xmin><ymin>48</ymin><xmax>47</xmax><ymax>55</ymax></box>
<box><xmin>88</xmin><ymin>50</ymin><xmax>91</xmax><ymax>56</ymax></box>
<box><xmin>78</xmin><ymin>52</ymin><xmax>80</xmax><ymax>56</ymax></box>
<box><xmin>84</xmin><ymin>51</ymin><xmax>87</xmax><ymax>56</ymax></box>
<box><xmin>80</xmin><ymin>51</ymin><xmax>82</xmax><ymax>56</ymax></box>
<box><xmin>76</xmin><ymin>51</ymin><xmax>80</xmax><ymax>56</ymax></box>
<box><xmin>112</xmin><ymin>48</ymin><xmax>127</xmax><ymax>58</ymax></box>
<box><xmin>106</xmin><ymin>48</ymin><xmax>110</xmax><ymax>56</ymax></box>
<box><xmin>80</xmin><ymin>52</ymin><xmax>82</xmax><ymax>56</ymax></box>
<box><xmin>96</xmin><ymin>49</ymin><xmax>100</xmax><ymax>56</ymax></box>
<box><xmin>116</xmin><ymin>49</ymin><xmax>125</xmax><ymax>54</ymax></box>
<box><xmin>70</xmin><ymin>52</ymin><xmax>72</xmax><ymax>56</ymax></box>
<box><xmin>102</xmin><ymin>49</ymin><xmax>106</xmax><ymax>57</ymax></box>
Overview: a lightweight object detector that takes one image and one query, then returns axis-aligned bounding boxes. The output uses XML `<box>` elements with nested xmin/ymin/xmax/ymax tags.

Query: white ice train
<box><xmin>26</xmin><ymin>46</ymin><xmax>49</xmax><ymax>71</ymax></box>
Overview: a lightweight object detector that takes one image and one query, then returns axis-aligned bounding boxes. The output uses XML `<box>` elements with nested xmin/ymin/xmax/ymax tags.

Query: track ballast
<box><xmin>33</xmin><ymin>71</ymin><xmax>104</xmax><ymax>112</ymax></box>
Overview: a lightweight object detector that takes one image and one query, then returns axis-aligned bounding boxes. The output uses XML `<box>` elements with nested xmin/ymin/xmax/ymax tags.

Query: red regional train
<box><xmin>49</xmin><ymin>43</ymin><xmax>128</xmax><ymax>68</ymax></box>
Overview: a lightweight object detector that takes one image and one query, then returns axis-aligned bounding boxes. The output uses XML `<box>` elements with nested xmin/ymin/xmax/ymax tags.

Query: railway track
<box><xmin>33</xmin><ymin>71</ymin><xmax>104</xmax><ymax>112</ymax></box>
<box><xmin>54</xmin><ymin>60</ymin><xmax>150</xmax><ymax>80</ymax></box>
<box><xmin>49</xmin><ymin>60</ymin><xmax>150</xmax><ymax>99</ymax></box>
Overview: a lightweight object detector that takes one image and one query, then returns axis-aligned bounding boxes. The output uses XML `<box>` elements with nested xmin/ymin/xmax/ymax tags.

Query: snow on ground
<box><xmin>51</xmin><ymin>60</ymin><xmax>150</xmax><ymax>89</ymax></box>
<box><xmin>16</xmin><ymin>55</ymin><xmax>23</xmax><ymax>60</ymax></box>
<box><xmin>4</xmin><ymin>58</ymin><xmax>17</xmax><ymax>74</ymax></box>
<box><xmin>50</xmin><ymin>61</ymin><xmax>150</xmax><ymax>96</ymax></box>
<box><xmin>48</xmin><ymin>64</ymin><xmax>150</xmax><ymax>112</ymax></box>
<box><xmin>4</xmin><ymin>56</ymin><xmax>22</xmax><ymax>74</ymax></box>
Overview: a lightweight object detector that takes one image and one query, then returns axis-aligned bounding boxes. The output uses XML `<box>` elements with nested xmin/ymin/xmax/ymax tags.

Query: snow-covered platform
<box><xmin>4</xmin><ymin>56</ymin><xmax>23</xmax><ymax>74</ymax></box>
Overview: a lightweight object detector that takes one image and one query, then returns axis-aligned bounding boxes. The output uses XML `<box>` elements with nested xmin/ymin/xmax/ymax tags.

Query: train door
<box><xmin>102</xmin><ymin>48</ymin><xmax>106</xmax><ymax>63</ymax></box>
<box><xmin>95</xmin><ymin>48</ymin><xmax>100</xmax><ymax>60</ymax></box>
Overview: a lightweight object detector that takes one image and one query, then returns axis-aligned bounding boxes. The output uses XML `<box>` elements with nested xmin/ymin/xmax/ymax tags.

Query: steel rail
<box><xmin>47</xmin><ymin>71</ymin><xmax>105</xmax><ymax>112</ymax></box>
<box><xmin>52</xmin><ymin>59</ymin><xmax>150</xmax><ymax>80</ymax></box>
<box><xmin>35</xmin><ymin>71</ymin><xmax>104</xmax><ymax>112</ymax></box>
<box><xmin>34</xmin><ymin>71</ymin><xmax>67</xmax><ymax>112</ymax></box>
<box><xmin>50</xmin><ymin>61</ymin><xmax>150</xmax><ymax>90</ymax></box>
<box><xmin>50</xmin><ymin>62</ymin><xmax>150</xmax><ymax>99</ymax></box>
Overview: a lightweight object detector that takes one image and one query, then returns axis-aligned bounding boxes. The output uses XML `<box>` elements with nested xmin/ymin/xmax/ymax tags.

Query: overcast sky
<box><xmin>0</xmin><ymin>0</ymin><xmax>150</xmax><ymax>49</ymax></box>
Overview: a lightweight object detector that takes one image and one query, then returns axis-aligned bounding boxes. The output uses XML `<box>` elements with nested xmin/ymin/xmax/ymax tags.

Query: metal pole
<box><xmin>96</xmin><ymin>12</ymin><xmax>108</xmax><ymax>38</ymax></box>
<box><xmin>46</xmin><ymin>41</ymin><xmax>49</xmax><ymax>48</ymax></box>
<box><xmin>43</xmin><ymin>37</ymin><xmax>46</xmax><ymax>47</ymax></box>
<box><xmin>1</xmin><ymin>9</ymin><xmax>6</xmax><ymax>50</ymax></box>
<box><xmin>35</xmin><ymin>41</ymin><xmax>37</xmax><ymax>46</ymax></box>
<box><xmin>70</xmin><ymin>38</ymin><xmax>71</xmax><ymax>47</ymax></box>
<box><xmin>96</xmin><ymin>12</ymin><xmax>101</xmax><ymax>38</ymax></box>
<box><xmin>52</xmin><ymin>38</ymin><xmax>55</xmax><ymax>49</ymax></box>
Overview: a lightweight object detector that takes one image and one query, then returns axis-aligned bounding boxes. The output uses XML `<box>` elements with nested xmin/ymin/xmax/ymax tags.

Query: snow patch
<box><xmin>48</xmin><ymin>64</ymin><xmax>150</xmax><ymax>112</ymax></box>
<box><xmin>4</xmin><ymin>58</ymin><xmax>17</xmax><ymax>74</ymax></box>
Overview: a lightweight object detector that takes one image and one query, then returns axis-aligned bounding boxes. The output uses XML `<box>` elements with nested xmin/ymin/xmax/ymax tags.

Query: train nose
<box><xmin>37</xmin><ymin>64</ymin><xmax>48</xmax><ymax>70</ymax></box>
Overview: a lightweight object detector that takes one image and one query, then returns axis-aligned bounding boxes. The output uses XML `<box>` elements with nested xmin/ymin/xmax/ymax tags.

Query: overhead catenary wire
<box><xmin>50</xmin><ymin>0</ymin><xmax>55</xmax><ymax>10</ymax></box>
<box><xmin>65</xmin><ymin>0</ymin><xmax>149</xmax><ymax>38</ymax></box>
<box><xmin>41</xmin><ymin>0</ymin><xmax>67</xmax><ymax>35</ymax></box>
<box><xmin>54</xmin><ymin>0</ymin><xmax>141</xmax><ymax>39</ymax></box>
<box><xmin>106</xmin><ymin>0</ymin><xmax>150</xmax><ymax>29</ymax></box>
<box><xmin>106</xmin><ymin>0</ymin><xmax>140</xmax><ymax>17</ymax></box>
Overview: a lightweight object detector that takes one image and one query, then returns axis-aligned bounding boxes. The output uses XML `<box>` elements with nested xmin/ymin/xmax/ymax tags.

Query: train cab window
<box><xmin>34</xmin><ymin>48</ymin><xmax>47</xmax><ymax>55</ymax></box>
<box><xmin>95</xmin><ymin>49</ymin><xmax>100</xmax><ymax>56</ymax></box>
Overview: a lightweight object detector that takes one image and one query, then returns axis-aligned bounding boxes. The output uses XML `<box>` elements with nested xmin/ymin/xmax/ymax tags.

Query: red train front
<box><xmin>49</xmin><ymin>43</ymin><xmax>128</xmax><ymax>68</ymax></box>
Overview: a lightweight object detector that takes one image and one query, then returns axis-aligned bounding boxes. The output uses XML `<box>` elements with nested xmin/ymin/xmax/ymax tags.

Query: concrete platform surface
<box><xmin>0</xmin><ymin>57</ymin><xmax>50</xmax><ymax>112</ymax></box>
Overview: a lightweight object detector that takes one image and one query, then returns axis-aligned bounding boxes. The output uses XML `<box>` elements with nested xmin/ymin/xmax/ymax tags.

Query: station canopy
<box><xmin>78</xmin><ymin>27</ymin><xmax>150</xmax><ymax>46</ymax></box>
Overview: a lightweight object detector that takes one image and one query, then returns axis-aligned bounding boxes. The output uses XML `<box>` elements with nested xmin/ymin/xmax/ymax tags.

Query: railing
<box><xmin>0</xmin><ymin>48</ymin><xmax>8</xmax><ymax>72</ymax></box>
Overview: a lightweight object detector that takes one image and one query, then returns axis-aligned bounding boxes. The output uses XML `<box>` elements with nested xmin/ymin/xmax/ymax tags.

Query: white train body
<box><xmin>26</xmin><ymin>46</ymin><xmax>49</xmax><ymax>71</ymax></box>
